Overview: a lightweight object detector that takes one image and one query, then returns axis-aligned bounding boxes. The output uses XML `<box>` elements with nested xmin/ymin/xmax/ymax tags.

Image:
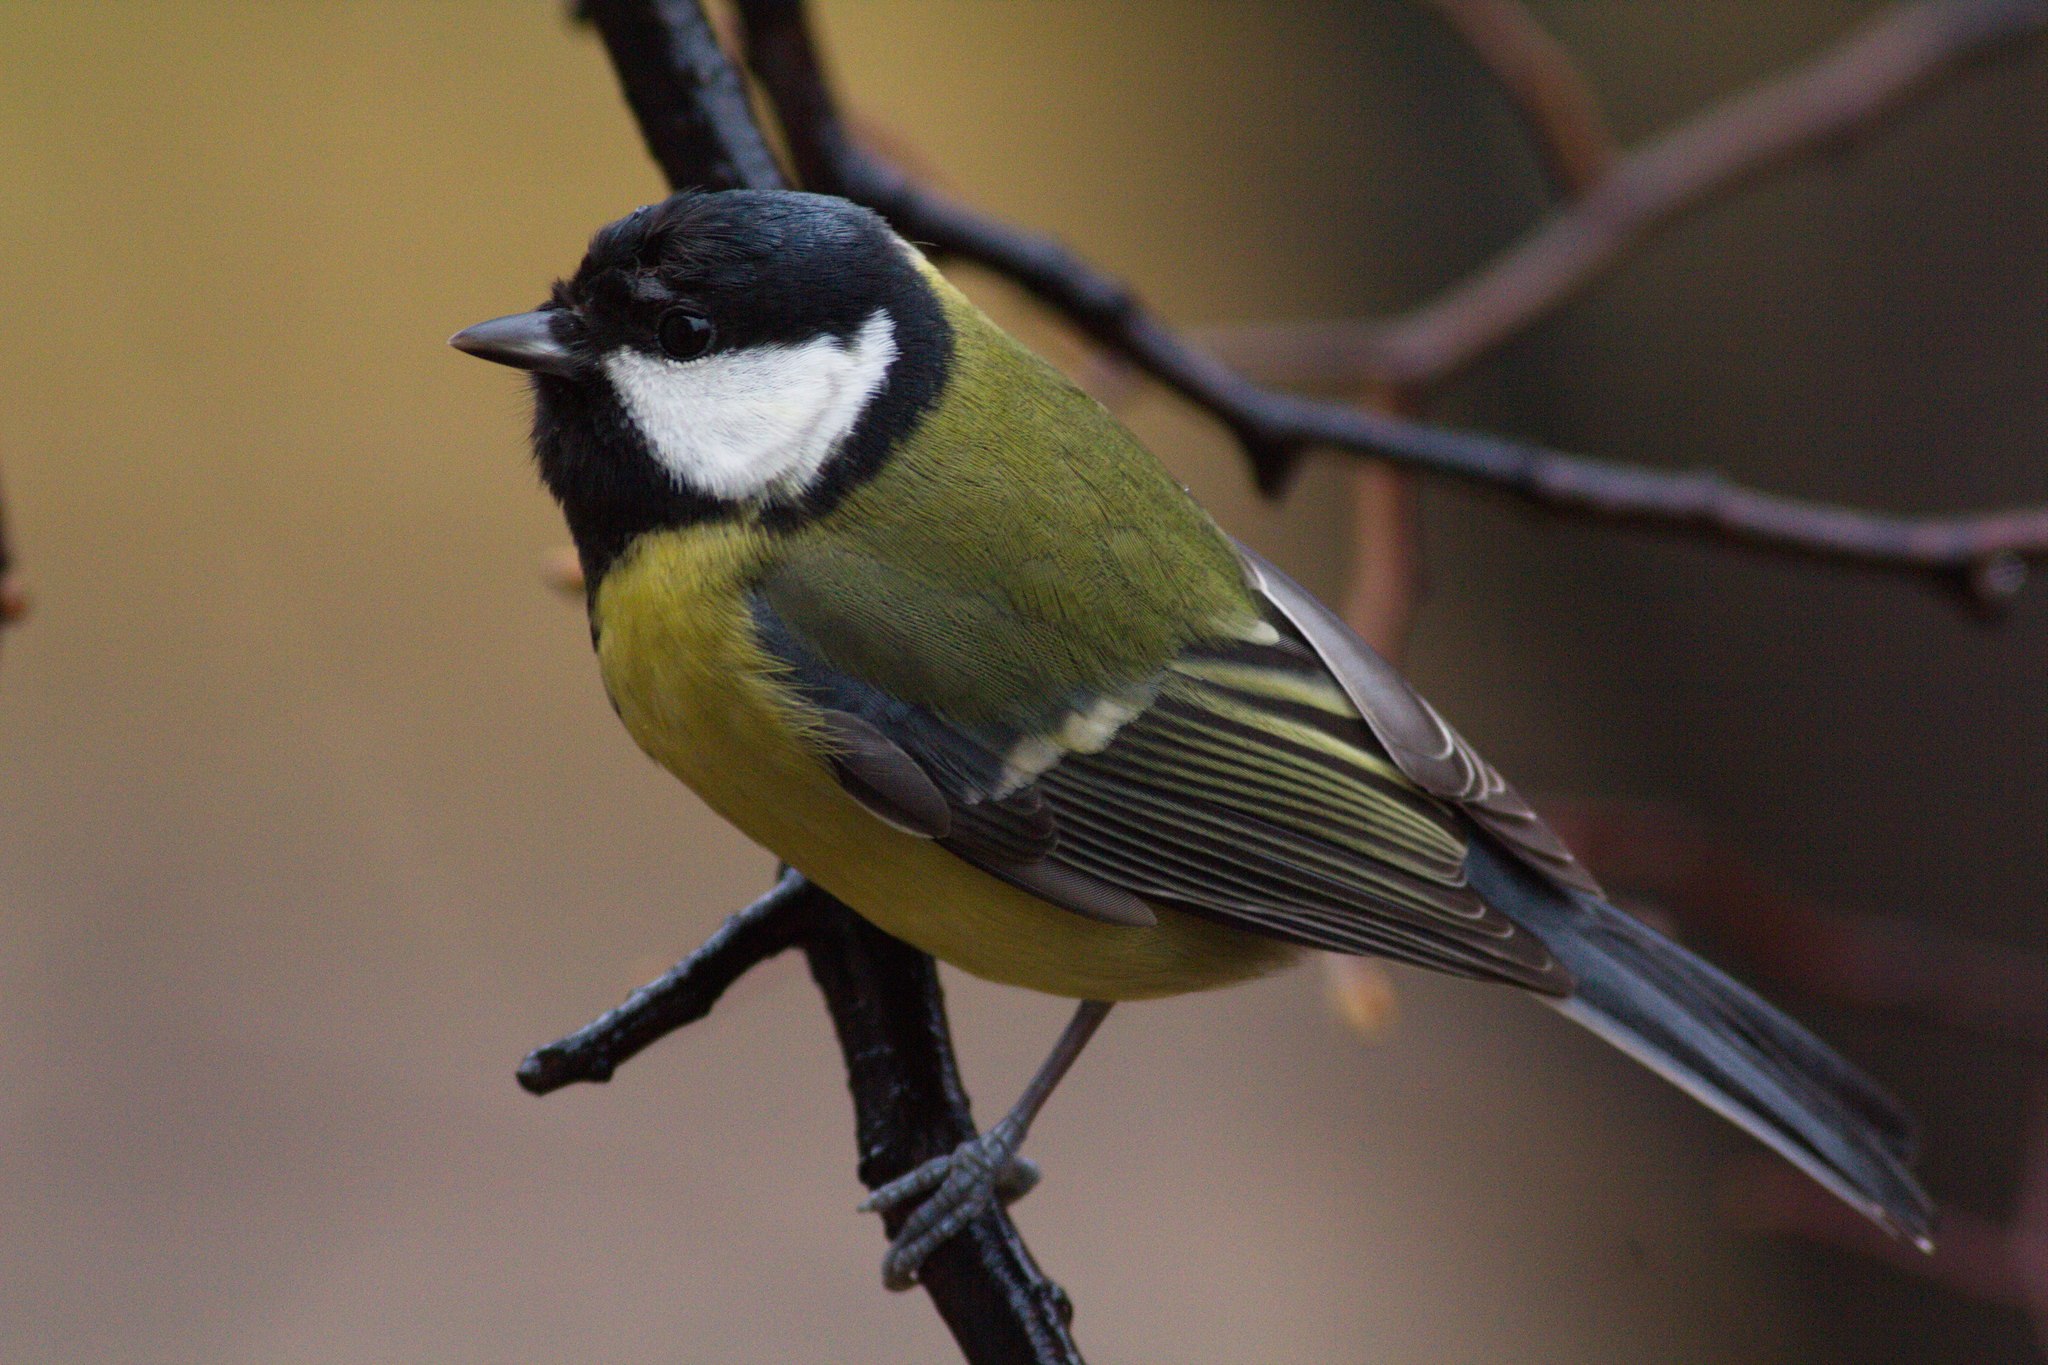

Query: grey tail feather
<box><xmin>1464</xmin><ymin>835</ymin><xmax>1936</xmax><ymax>1248</ymax></box>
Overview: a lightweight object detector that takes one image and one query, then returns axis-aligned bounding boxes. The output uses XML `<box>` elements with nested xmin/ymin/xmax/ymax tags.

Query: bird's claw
<box><xmin>995</xmin><ymin>1153</ymin><xmax>1041</xmax><ymax>1204</ymax></box>
<box><xmin>860</xmin><ymin>1122</ymin><xmax>1036</xmax><ymax>1290</ymax></box>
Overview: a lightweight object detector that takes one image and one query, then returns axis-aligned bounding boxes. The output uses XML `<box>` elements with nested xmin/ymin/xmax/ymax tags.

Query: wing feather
<box><xmin>813</xmin><ymin>707</ymin><xmax>954</xmax><ymax>838</ymax></box>
<box><xmin>1238</xmin><ymin>543</ymin><xmax>1603</xmax><ymax>898</ymax></box>
<box><xmin>750</xmin><ymin>583</ymin><xmax>1571</xmax><ymax>994</ymax></box>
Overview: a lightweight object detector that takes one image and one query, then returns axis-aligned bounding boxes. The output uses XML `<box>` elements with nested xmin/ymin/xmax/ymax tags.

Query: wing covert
<box><xmin>747</xmin><ymin>580</ymin><xmax>1572</xmax><ymax>993</ymax></box>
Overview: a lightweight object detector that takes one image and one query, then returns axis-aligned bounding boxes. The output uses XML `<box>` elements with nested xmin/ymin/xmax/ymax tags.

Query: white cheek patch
<box><xmin>604</xmin><ymin>309</ymin><xmax>899</xmax><ymax>502</ymax></box>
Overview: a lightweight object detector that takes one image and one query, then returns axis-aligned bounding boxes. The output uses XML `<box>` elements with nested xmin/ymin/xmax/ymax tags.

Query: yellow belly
<box><xmin>592</xmin><ymin>528</ymin><xmax>1297</xmax><ymax>1001</ymax></box>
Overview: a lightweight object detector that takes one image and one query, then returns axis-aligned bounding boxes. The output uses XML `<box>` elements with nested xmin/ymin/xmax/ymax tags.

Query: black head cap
<box><xmin>561</xmin><ymin>190</ymin><xmax>928</xmax><ymax>356</ymax></box>
<box><xmin>489</xmin><ymin>190</ymin><xmax>952</xmax><ymax>590</ymax></box>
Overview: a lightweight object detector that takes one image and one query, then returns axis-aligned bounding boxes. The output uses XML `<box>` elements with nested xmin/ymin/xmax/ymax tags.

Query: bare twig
<box><xmin>1208</xmin><ymin>0</ymin><xmax>2045</xmax><ymax>397</ymax></box>
<box><xmin>1275</xmin><ymin>398</ymin><xmax>2045</xmax><ymax>607</ymax></box>
<box><xmin>1217</xmin><ymin>0</ymin><xmax>1610</xmax><ymax>439</ymax></box>
<box><xmin>517</xmin><ymin>869</ymin><xmax>813</xmax><ymax>1094</ymax></box>
<box><xmin>1369</xmin><ymin>0</ymin><xmax>2048</xmax><ymax>386</ymax></box>
<box><xmin>734</xmin><ymin>0</ymin><xmax>2048</xmax><ymax>609</ymax></box>
<box><xmin>1223</xmin><ymin>1</ymin><xmax>2048</xmax><ymax>389</ymax></box>
<box><xmin>1341</xmin><ymin>458</ymin><xmax>1427</xmax><ymax>662</ymax></box>
<box><xmin>521</xmin><ymin>870</ymin><xmax>1084</xmax><ymax>1361</ymax></box>
<box><xmin>1421</xmin><ymin>0</ymin><xmax>1617</xmax><ymax>195</ymax></box>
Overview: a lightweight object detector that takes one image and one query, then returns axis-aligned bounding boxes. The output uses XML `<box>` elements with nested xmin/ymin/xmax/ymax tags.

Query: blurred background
<box><xmin>2</xmin><ymin>2</ymin><xmax>2044</xmax><ymax>1360</ymax></box>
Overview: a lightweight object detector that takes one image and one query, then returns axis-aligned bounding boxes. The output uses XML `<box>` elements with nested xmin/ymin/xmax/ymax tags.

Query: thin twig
<box><xmin>734</xmin><ymin>0</ymin><xmax>2048</xmax><ymax>608</ymax></box>
<box><xmin>1262</xmin><ymin>396</ymin><xmax>2046</xmax><ymax>607</ymax></box>
<box><xmin>517</xmin><ymin>869</ymin><xmax>814</xmax><ymax>1093</ymax></box>
<box><xmin>1341</xmin><ymin>458</ymin><xmax>1426</xmax><ymax>661</ymax></box>
<box><xmin>1220</xmin><ymin>0</ymin><xmax>2048</xmax><ymax>386</ymax></box>
<box><xmin>517</xmin><ymin>873</ymin><xmax>1086</xmax><ymax>1360</ymax></box>
<box><xmin>1369</xmin><ymin>0</ymin><xmax>2048</xmax><ymax>386</ymax></box>
<box><xmin>1206</xmin><ymin>0</ymin><xmax>2045</xmax><ymax>393</ymax></box>
<box><xmin>1420</xmin><ymin>0</ymin><xmax>1617</xmax><ymax>195</ymax></box>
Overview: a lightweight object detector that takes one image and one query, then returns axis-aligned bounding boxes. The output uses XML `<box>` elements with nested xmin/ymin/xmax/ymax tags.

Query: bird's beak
<box><xmin>449</xmin><ymin>310</ymin><xmax>579</xmax><ymax>377</ymax></box>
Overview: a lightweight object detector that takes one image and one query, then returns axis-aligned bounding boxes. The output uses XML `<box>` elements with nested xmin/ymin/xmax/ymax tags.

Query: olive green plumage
<box><xmin>764</xmin><ymin>270</ymin><xmax>1257</xmax><ymax>729</ymax></box>
<box><xmin>452</xmin><ymin>188</ymin><xmax>1933</xmax><ymax>1262</ymax></box>
<box><xmin>568</xmin><ymin>270</ymin><xmax>1568</xmax><ymax>998</ymax></box>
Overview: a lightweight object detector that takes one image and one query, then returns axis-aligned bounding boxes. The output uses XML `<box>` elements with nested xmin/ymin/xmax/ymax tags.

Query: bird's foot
<box><xmin>860</xmin><ymin>1119</ymin><xmax>1039</xmax><ymax>1290</ymax></box>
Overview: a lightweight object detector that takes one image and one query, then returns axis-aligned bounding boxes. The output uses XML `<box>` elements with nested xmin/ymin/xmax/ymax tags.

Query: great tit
<box><xmin>453</xmin><ymin>189</ymin><xmax>1933</xmax><ymax>1288</ymax></box>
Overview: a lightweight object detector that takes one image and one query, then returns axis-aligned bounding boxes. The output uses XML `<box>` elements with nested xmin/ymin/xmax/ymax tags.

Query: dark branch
<box><xmin>802</xmin><ymin>909</ymin><xmax>1084</xmax><ymax>1365</ymax></box>
<box><xmin>1265</xmin><ymin>406</ymin><xmax>2045</xmax><ymax>610</ymax></box>
<box><xmin>548</xmin><ymin>6</ymin><xmax>1088</xmax><ymax>1359</ymax></box>
<box><xmin>519</xmin><ymin>872</ymin><xmax>1084</xmax><ymax>1360</ymax></box>
<box><xmin>730</xmin><ymin>0</ymin><xmax>1306</xmax><ymax>483</ymax></box>
<box><xmin>735</xmin><ymin>0</ymin><xmax>2048</xmax><ymax>609</ymax></box>
<box><xmin>580</xmin><ymin>0</ymin><xmax>785</xmax><ymax>193</ymax></box>
<box><xmin>517</xmin><ymin>868</ymin><xmax>815</xmax><ymax>1094</ymax></box>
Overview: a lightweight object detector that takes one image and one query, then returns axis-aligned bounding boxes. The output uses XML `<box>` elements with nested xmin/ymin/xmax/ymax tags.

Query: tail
<box><xmin>1465</xmin><ymin>836</ymin><xmax>1936</xmax><ymax>1247</ymax></box>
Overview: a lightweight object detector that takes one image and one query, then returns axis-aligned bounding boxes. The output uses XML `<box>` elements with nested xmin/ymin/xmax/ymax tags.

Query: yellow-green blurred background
<box><xmin>2</xmin><ymin>2</ymin><xmax>2043</xmax><ymax>1361</ymax></box>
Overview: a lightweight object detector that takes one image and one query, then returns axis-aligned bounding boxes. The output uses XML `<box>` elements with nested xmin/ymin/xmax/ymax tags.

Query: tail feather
<box><xmin>1465</xmin><ymin>836</ymin><xmax>1935</xmax><ymax>1247</ymax></box>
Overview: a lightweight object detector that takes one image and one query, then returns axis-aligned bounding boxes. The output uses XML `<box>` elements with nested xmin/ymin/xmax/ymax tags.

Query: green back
<box><xmin>767</xmin><ymin>281</ymin><xmax>1256</xmax><ymax>729</ymax></box>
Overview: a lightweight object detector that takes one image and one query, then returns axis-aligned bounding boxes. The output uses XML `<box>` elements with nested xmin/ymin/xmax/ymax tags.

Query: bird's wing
<box><xmin>1236</xmin><ymin>544</ymin><xmax>1603</xmax><ymax>899</ymax></box>
<box><xmin>751</xmin><ymin>545</ymin><xmax>1571</xmax><ymax>993</ymax></box>
<box><xmin>758</xmin><ymin>537</ymin><xmax>1936</xmax><ymax>1245</ymax></box>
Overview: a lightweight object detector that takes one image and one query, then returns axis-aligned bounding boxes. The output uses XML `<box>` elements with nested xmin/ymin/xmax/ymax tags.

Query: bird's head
<box><xmin>452</xmin><ymin>190</ymin><xmax>949</xmax><ymax>584</ymax></box>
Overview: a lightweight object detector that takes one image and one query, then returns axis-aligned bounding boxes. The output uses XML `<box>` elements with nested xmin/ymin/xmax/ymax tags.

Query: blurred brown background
<box><xmin>1</xmin><ymin>2</ymin><xmax>2043</xmax><ymax>1360</ymax></box>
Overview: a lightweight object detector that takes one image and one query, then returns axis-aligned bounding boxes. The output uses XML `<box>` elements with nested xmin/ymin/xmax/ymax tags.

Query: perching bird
<box><xmin>452</xmin><ymin>189</ymin><xmax>1934</xmax><ymax>1288</ymax></box>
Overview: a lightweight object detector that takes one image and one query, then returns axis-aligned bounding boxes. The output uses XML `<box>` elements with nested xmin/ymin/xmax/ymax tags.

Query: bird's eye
<box><xmin>656</xmin><ymin>308</ymin><xmax>716</xmax><ymax>362</ymax></box>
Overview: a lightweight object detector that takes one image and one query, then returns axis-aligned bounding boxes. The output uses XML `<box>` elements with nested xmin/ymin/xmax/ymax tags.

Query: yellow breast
<box><xmin>591</xmin><ymin>527</ymin><xmax>1296</xmax><ymax>1000</ymax></box>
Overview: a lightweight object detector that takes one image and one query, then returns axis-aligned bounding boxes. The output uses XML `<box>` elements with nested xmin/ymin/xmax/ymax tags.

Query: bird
<box><xmin>451</xmin><ymin>188</ymin><xmax>1934</xmax><ymax>1289</ymax></box>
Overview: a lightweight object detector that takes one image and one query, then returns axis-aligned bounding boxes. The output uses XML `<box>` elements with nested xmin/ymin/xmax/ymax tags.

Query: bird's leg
<box><xmin>862</xmin><ymin>998</ymin><xmax>1113</xmax><ymax>1291</ymax></box>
